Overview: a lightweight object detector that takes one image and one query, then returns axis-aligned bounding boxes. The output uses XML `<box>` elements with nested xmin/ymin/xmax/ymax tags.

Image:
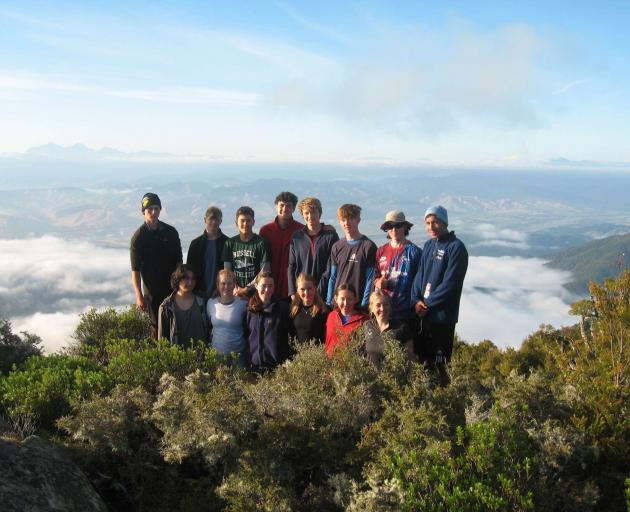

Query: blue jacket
<box><xmin>411</xmin><ymin>232</ymin><xmax>468</xmax><ymax>325</ymax></box>
<box><xmin>245</xmin><ymin>299</ymin><xmax>291</xmax><ymax>370</ymax></box>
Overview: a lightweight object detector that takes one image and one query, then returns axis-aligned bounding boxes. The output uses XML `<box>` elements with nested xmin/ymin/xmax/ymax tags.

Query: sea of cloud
<box><xmin>458</xmin><ymin>256</ymin><xmax>575</xmax><ymax>347</ymax></box>
<box><xmin>1</xmin><ymin>237</ymin><xmax>576</xmax><ymax>353</ymax></box>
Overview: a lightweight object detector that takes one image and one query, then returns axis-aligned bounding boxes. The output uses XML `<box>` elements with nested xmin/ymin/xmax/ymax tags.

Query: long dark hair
<box><xmin>248</xmin><ymin>272</ymin><xmax>274</xmax><ymax>313</ymax></box>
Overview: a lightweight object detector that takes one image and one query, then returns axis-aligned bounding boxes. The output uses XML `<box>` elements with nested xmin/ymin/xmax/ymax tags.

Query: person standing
<box><xmin>260</xmin><ymin>192</ymin><xmax>303</xmax><ymax>299</ymax></box>
<box><xmin>130</xmin><ymin>192</ymin><xmax>182</xmax><ymax>339</ymax></box>
<box><xmin>187</xmin><ymin>206</ymin><xmax>228</xmax><ymax>300</ymax></box>
<box><xmin>288</xmin><ymin>196</ymin><xmax>339</xmax><ymax>300</ymax></box>
<box><xmin>326</xmin><ymin>204</ymin><xmax>377</xmax><ymax>309</ymax></box>
<box><xmin>222</xmin><ymin>206</ymin><xmax>270</xmax><ymax>297</ymax></box>
<box><xmin>411</xmin><ymin>205</ymin><xmax>468</xmax><ymax>385</ymax></box>
<box><xmin>374</xmin><ymin>210</ymin><xmax>421</xmax><ymax>321</ymax></box>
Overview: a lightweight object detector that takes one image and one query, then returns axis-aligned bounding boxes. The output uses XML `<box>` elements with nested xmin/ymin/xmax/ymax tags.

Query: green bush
<box><xmin>0</xmin><ymin>317</ymin><xmax>42</xmax><ymax>375</ymax></box>
<box><xmin>104</xmin><ymin>338</ymin><xmax>222</xmax><ymax>393</ymax></box>
<box><xmin>68</xmin><ymin>306</ymin><xmax>151</xmax><ymax>363</ymax></box>
<box><xmin>0</xmin><ymin>354</ymin><xmax>109</xmax><ymax>430</ymax></box>
<box><xmin>8</xmin><ymin>272</ymin><xmax>630</xmax><ymax>511</ymax></box>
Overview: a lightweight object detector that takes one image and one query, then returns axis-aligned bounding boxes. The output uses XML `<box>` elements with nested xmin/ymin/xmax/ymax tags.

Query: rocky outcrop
<box><xmin>0</xmin><ymin>435</ymin><xmax>108</xmax><ymax>512</ymax></box>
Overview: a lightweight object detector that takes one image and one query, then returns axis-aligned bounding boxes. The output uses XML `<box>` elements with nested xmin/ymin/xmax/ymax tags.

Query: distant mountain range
<box><xmin>546</xmin><ymin>232</ymin><xmax>630</xmax><ymax>295</ymax></box>
<box><xmin>20</xmin><ymin>143</ymin><xmax>175</xmax><ymax>161</ymax></box>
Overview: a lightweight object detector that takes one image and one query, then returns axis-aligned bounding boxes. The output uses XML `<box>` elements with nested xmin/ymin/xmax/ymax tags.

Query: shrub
<box><xmin>104</xmin><ymin>338</ymin><xmax>222</xmax><ymax>393</ymax></box>
<box><xmin>68</xmin><ymin>306</ymin><xmax>150</xmax><ymax>363</ymax></box>
<box><xmin>0</xmin><ymin>317</ymin><xmax>42</xmax><ymax>375</ymax></box>
<box><xmin>0</xmin><ymin>354</ymin><xmax>109</xmax><ymax>430</ymax></box>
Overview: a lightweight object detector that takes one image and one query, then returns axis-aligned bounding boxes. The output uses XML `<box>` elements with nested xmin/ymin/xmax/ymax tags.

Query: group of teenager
<box><xmin>130</xmin><ymin>191</ymin><xmax>468</xmax><ymax>382</ymax></box>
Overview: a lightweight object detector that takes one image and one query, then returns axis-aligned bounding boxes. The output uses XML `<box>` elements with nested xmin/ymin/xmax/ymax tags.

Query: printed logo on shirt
<box><xmin>436</xmin><ymin>249</ymin><xmax>445</xmax><ymax>260</ymax></box>
<box><xmin>349</xmin><ymin>253</ymin><xmax>358</xmax><ymax>263</ymax></box>
<box><xmin>234</xmin><ymin>249</ymin><xmax>255</xmax><ymax>258</ymax></box>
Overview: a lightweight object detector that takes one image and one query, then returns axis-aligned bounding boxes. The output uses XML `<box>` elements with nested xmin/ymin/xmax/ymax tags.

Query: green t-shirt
<box><xmin>222</xmin><ymin>234</ymin><xmax>270</xmax><ymax>287</ymax></box>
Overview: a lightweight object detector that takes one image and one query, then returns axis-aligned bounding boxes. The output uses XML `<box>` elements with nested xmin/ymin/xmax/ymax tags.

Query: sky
<box><xmin>1</xmin><ymin>0</ymin><xmax>630</xmax><ymax>166</ymax></box>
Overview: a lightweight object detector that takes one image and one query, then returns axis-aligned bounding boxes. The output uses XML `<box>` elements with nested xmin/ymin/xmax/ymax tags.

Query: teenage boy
<box><xmin>260</xmin><ymin>192</ymin><xmax>303</xmax><ymax>298</ymax></box>
<box><xmin>222</xmin><ymin>206</ymin><xmax>270</xmax><ymax>296</ymax></box>
<box><xmin>288</xmin><ymin>197</ymin><xmax>339</xmax><ymax>298</ymax></box>
<box><xmin>411</xmin><ymin>205</ymin><xmax>468</xmax><ymax>383</ymax></box>
<box><xmin>130</xmin><ymin>192</ymin><xmax>182</xmax><ymax>338</ymax></box>
<box><xmin>374</xmin><ymin>210</ymin><xmax>422</xmax><ymax>320</ymax></box>
<box><xmin>326</xmin><ymin>204</ymin><xmax>377</xmax><ymax>308</ymax></box>
<box><xmin>186</xmin><ymin>206</ymin><xmax>228</xmax><ymax>299</ymax></box>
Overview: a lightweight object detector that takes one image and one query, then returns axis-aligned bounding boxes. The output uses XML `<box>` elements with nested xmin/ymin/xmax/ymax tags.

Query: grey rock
<box><xmin>0</xmin><ymin>435</ymin><xmax>108</xmax><ymax>512</ymax></box>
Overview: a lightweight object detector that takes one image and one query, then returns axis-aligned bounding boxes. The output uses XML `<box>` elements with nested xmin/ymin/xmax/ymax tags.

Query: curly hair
<box><xmin>170</xmin><ymin>263</ymin><xmax>196</xmax><ymax>291</ymax></box>
<box><xmin>297</xmin><ymin>197</ymin><xmax>322</xmax><ymax>216</ymax></box>
<box><xmin>275</xmin><ymin>191</ymin><xmax>298</xmax><ymax>207</ymax></box>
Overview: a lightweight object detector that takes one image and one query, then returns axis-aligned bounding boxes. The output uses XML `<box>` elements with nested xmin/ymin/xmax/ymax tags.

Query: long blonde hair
<box><xmin>290</xmin><ymin>273</ymin><xmax>327</xmax><ymax>318</ymax></box>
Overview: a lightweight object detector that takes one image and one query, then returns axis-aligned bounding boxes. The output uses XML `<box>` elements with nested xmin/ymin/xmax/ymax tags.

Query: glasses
<box><xmin>387</xmin><ymin>224</ymin><xmax>405</xmax><ymax>230</ymax></box>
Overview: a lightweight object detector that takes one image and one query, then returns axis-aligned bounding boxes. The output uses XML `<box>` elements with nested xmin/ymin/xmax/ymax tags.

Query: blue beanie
<box><xmin>424</xmin><ymin>205</ymin><xmax>448</xmax><ymax>226</ymax></box>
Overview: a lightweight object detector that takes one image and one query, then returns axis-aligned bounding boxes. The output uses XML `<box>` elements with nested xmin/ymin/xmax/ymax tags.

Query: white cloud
<box><xmin>0</xmin><ymin>73</ymin><xmax>261</xmax><ymax>107</ymax></box>
<box><xmin>12</xmin><ymin>312</ymin><xmax>81</xmax><ymax>354</ymax></box>
<box><xmin>554</xmin><ymin>79</ymin><xmax>587</xmax><ymax>95</ymax></box>
<box><xmin>471</xmin><ymin>223</ymin><xmax>530</xmax><ymax>250</ymax></box>
<box><xmin>474</xmin><ymin>223</ymin><xmax>528</xmax><ymax>242</ymax></box>
<box><xmin>457</xmin><ymin>256</ymin><xmax>575</xmax><ymax>347</ymax></box>
<box><xmin>267</xmin><ymin>22</ymin><xmax>550</xmax><ymax>133</ymax></box>
<box><xmin>0</xmin><ymin>237</ymin><xmax>134</xmax><ymax>353</ymax></box>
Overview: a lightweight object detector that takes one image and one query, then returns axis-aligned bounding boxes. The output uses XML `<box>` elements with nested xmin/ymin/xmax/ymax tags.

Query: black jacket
<box><xmin>287</xmin><ymin>225</ymin><xmax>339</xmax><ymax>297</ymax></box>
<box><xmin>130</xmin><ymin>221</ymin><xmax>182</xmax><ymax>302</ymax></box>
<box><xmin>186</xmin><ymin>230</ymin><xmax>228</xmax><ymax>295</ymax></box>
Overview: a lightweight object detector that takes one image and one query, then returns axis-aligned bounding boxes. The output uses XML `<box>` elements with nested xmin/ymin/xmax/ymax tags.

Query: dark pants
<box><xmin>413</xmin><ymin>319</ymin><xmax>455</xmax><ymax>364</ymax></box>
<box><xmin>146</xmin><ymin>291</ymin><xmax>167</xmax><ymax>340</ymax></box>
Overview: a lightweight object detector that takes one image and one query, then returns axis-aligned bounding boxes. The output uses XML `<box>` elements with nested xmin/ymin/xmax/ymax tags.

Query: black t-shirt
<box><xmin>291</xmin><ymin>305</ymin><xmax>328</xmax><ymax>344</ymax></box>
<box><xmin>130</xmin><ymin>221</ymin><xmax>182</xmax><ymax>301</ymax></box>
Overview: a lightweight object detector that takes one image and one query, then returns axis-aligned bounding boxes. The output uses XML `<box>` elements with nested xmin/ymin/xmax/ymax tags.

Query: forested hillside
<box><xmin>1</xmin><ymin>272</ymin><xmax>629</xmax><ymax>511</ymax></box>
<box><xmin>546</xmin><ymin>232</ymin><xmax>630</xmax><ymax>295</ymax></box>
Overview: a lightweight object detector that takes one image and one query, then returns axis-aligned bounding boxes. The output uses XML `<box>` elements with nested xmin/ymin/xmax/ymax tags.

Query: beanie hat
<box><xmin>424</xmin><ymin>205</ymin><xmax>448</xmax><ymax>226</ymax></box>
<box><xmin>141</xmin><ymin>193</ymin><xmax>161</xmax><ymax>212</ymax></box>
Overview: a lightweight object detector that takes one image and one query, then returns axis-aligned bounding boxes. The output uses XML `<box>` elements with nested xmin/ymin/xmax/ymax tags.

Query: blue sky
<box><xmin>1</xmin><ymin>0</ymin><xmax>629</xmax><ymax>166</ymax></box>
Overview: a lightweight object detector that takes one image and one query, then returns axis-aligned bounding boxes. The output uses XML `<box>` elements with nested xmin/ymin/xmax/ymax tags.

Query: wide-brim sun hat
<box><xmin>380</xmin><ymin>210</ymin><xmax>414</xmax><ymax>231</ymax></box>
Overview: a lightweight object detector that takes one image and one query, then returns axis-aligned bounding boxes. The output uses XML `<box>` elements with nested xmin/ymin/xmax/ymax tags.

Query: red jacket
<box><xmin>325</xmin><ymin>310</ymin><xmax>369</xmax><ymax>357</ymax></box>
<box><xmin>260</xmin><ymin>217</ymin><xmax>303</xmax><ymax>298</ymax></box>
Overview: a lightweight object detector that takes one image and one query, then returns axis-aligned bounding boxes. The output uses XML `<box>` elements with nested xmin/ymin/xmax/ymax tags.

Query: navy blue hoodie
<box><xmin>411</xmin><ymin>232</ymin><xmax>468</xmax><ymax>325</ymax></box>
<box><xmin>245</xmin><ymin>299</ymin><xmax>291</xmax><ymax>370</ymax></box>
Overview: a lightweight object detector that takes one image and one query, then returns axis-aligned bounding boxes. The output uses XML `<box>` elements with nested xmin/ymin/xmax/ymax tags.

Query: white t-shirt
<box><xmin>206</xmin><ymin>297</ymin><xmax>248</xmax><ymax>354</ymax></box>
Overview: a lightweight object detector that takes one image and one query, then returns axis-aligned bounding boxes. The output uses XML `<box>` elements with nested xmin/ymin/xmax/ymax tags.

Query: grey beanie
<box><xmin>424</xmin><ymin>205</ymin><xmax>448</xmax><ymax>226</ymax></box>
